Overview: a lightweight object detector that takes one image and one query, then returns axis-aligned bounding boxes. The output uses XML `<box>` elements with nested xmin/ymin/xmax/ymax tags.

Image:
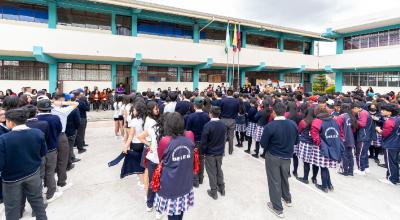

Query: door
<box><xmin>303</xmin><ymin>73</ymin><xmax>312</xmax><ymax>93</ymax></box>
<box><xmin>116</xmin><ymin>65</ymin><xmax>132</xmax><ymax>93</ymax></box>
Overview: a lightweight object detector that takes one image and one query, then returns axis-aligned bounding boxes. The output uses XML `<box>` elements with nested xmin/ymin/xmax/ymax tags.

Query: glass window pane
<box><xmin>0</xmin><ymin>60</ymin><xmax>48</xmax><ymax>80</ymax></box>
<box><xmin>377</xmin><ymin>72</ymin><xmax>387</xmax><ymax>87</ymax></box>
<box><xmin>387</xmin><ymin>72</ymin><xmax>399</xmax><ymax>87</ymax></box>
<box><xmin>351</xmin><ymin>73</ymin><xmax>359</xmax><ymax>86</ymax></box>
<box><xmin>360</xmin><ymin>74</ymin><xmax>368</xmax><ymax>86</ymax></box>
<box><xmin>368</xmin><ymin>33</ymin><xmax>378</xmax><ymax>48</ymax></box>
<box><xmin>180</xmin><ymin>67</ymin><xmax>193</xmax><ymax>82</ymax></box>
<box><xmin>368</xmin><ymin>73</ymin><xmax>377</xmax><ymax>87</ymax></box>
<box><xmin>351</xmin><ymin>36</ymin><xmax>360</xmax><ymax>49</ymax></box>
<box><xmin>343</xmin><ymin>73</ymin><xmax>351</xmax><ymax>86</ymax></box>
<box><xmin>379</xmin><ymin>31</ymin><xmax>389</xmax><ymax>47</ymax></box>
<box><xmin>247</xmin><ymin>34</ymin><xmax>278</xmax><ymax>49</ymax></box>
<box><xmin>360</xmin><ymin>35</ymin><xmax>369</xmax><ymax>48</ymax></box>
<box><xmin>284</xmin><ymin>40</ymin><xmax>302</xmax><ymax>52</ymax></box>
<box><xmin>344</xmin><ymin>37</ymin><xmax>352</xmax><ymax>50</ymax></box>
<box><xmin>389</xmin><ymin>29</ymin><xmax>400</xmax><ymax>45</ymax></box>
<box><xmin>199</xmin><ymin>69</ymin><xmax>227</xmax><ymax>83</ymax></box>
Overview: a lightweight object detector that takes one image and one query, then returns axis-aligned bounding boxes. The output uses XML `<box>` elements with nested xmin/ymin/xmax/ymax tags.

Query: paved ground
<box><xmin>1</xmin><ymin>111</ymin><xmax>400</xmax><ymax>220</ymax></box>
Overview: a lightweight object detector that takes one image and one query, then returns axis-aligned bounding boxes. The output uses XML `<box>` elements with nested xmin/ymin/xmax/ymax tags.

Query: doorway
<box><xmin>116</xmin><ymin>65</ymin><xmax>132</xmax><ymax>93</ymax></box>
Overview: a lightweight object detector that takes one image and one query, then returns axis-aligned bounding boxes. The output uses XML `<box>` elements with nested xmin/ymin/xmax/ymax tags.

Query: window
<box><xmin>199</xmin><ymin>69</ymin><xmax>227</xmax><ymax>83</ymax></box>
<box><xmin>351</xmin><ymin>35</ymin><xmax>360</xmax><ymax>49</ymax></box>
<box><xmin>344</xmin><ymin>37</ymin><xmax>352</xmax><ymax>50</ymax></box>
<box><xmin>200</xmin><ymin>28</ymin><xmax>225</xmax><ymax>43</ymax></box>
<box><xmin>389</xmin><ymin>29</ymin><xmax>400</xmax><ymax>45</ymax></box>
<box><xmin>58</xmin><ymin>63</ymin><xmax>111</xmax><ymax>81</ymax></box>
<box><xmin>368</xmin><ymin>33</ymin><xmax>378</xmax><ymax>48</ymax></box>
<box><xmin>0</xmin><ymin>1</ymin><xmax>48</xmax><ymax>23</ymax></box>
<box><xmin>378</xmin><ymin>31</ymin><xmax>389</xmax><ymax>47</ymax></box>
<box><xmin>351</xmin><ymin>73</ymin><xmax>359</xmax><ymax>86</ymax></box>
<box><xmin>116</xmin><ymin>15</ymin><xmax>132</xmax><ymax>36</ymax></box>
<box><xmin>343</xmin><ymin>72</ymin><xmax>400</xmax><ymax>87</ymax></box>
<box><xmin>343</xmin><ymin>28</ymin><xmax>400</xmax><ymax>50</ymax></box>
<box><xmin>58</xmin><ymin>8</ymin><xmax>111</xmax><ymax>30</ymax></box>
<box><xmin>343</xmin><ymin>73</ymin><xmax>351</xmax><ymax>86</ymax></box>
<box><xmin>304</xmin><ymin>42</ymin><xmax>312</xmax><ymax>54</ymax></box>
<box><xmin>180</xmin><ymin>67</ymin><xmax>193</xmax><ymax>82</ymax></box>
<box><xmin>138</xmin><ymin>66</ymin><xmax>178</xmax><ymax>82</ymax></box>
<box><xmin>360</xmin><ymin>34</ymin><xmax>369</xmax><ymax>49</ymax></box>
<box><xmin>284</xmin><ymin>40</ymin><xmax>302</xmax><ymax>52</ymax></box>
<box><xmin>377</xmin><ymin>72</ymin><xmax>387</xmax><ymax>87</ymax></box>
<box><xmin>0</xmin><ymin>60</ymin><xmax>48</xmax><ymax>80</ymax></box>
<box><xmin>359</xmin><ymin>74</ymin><xmax>368</xmax><ymax>86</ymax></box>
<box><xmin>284</xmin><ymin>73</ymin><xmax>301</xmax><ymax>83</ymax></box>
<box><xmin>138</xmin><ymin>19</ymin><xmax>192</xmax><ymax>39</ymax></box>
<box><xmin>368</xmin><ymin>73</ymin><xmax>377</xmax><ymax>87</ymax></box>
<box><xmin>246</xmin><ymin>34</ymin><xmax>278</xmax><ymax>49</ymax></box>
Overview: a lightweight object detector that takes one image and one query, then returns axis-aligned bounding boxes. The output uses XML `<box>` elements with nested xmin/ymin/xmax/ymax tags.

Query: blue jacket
<box><xmin>319</xmin><ymin>118</ymin><xmax>341</xmax><ymax>161</ymax></box>
<box><xmin>382</xmin><ymin>117</ymin><xmax>400</xmax><ymax>150</ymax></box>
<box><xmin>26</xmin><ymin>118</ymin><xmax>49</xmax><ymax>142</ymax></box>
<box><xmin>247</xmin><ymin>107</ymin><xmax>257</xmax><ymax>123</ymax></box>
<box><xmin>37</xmin><ymin>113</ymin><xmax>62</xmax><ymax>152</ymax></box>
<box><xmin>185</xmin><ymin>111</ymin><xmax>210</xmax><ymax>143</ymax></box>
<box><xmin>66</xmin><ymin>108</ymin><xmax>81</xmax><ymax>137</ymax></box>
<box><xmin>77</xmin><ymin>97</ymin><xmax>90</xmax><ymax>119</ymax></box>
<box><xmin>220</xmin><ymin>97</ymin><xmax>239</xmax><ymax>119</ymax></box>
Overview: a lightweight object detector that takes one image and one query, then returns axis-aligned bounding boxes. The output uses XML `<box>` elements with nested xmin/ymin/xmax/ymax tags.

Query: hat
<box><xmin>37</xmin><ymin>95</ymin><xmax>49</xmax><ymax>101</ymax></box>
<box><xmin>37</xmin><ymin>99</ymin><xmax>53</xmax><ymax>111</ymax></box>
<box><xmin>310</xmin><ymin>96</ymin><xmax>318</xmax><ymax>102</ymax></box>
<box><xmin>194</xmin><ymin>97</ymin><xmax>203</xmax><ymax>105</ymax></box>
<box><xmin>326</xmin><ymin>99</ymin><xmax>334</xmax><ymax>106</ymax></box>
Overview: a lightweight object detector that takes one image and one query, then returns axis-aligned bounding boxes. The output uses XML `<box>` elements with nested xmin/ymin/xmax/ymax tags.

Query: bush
<box><xmin>325</xmin><ymin>85</ymin><xmax>335</xmax><ymax>94</ymax></box>
<box><xmin>312</xmin><ymin>74</ymin><xmax>328</xmax><ymax>93</ymax></box>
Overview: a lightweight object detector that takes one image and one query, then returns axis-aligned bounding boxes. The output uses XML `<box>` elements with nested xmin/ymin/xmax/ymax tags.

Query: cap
<box><xmin>310</xmin><ymin>96</ymin><xmax>318</xmax><ymax>102</ymax></box>
<box><xmin>194</xmin><ymin>97</ymin><xmax>203</xmax><ymax>105</ymax></box>
<box><xmin>37</xmin><ymin>95</ymin><xmax>49</xmax><ymax>101</ymax></box>
<box><xmin>327</xmin><ymin>99</ymin><xmax>334</xmax><ymax>106</ymax></box>
<box><xmin>37</xmin><ymin>99</ymin><xmax>53</xmax><ymax>111</ymax></box>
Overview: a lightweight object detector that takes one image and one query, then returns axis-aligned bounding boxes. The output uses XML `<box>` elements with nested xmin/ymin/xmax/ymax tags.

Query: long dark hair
<box><xmin>131</xmin><ymin>101</ymin><xmax>147</xmax><ymax>129</ymax></box>
<box><xmin>286</xmin><ymin>101</ymin><xmax>301</xmax><ymax>125</ymax></box>
<box><xmin>340</xmin><ymin>103</ymin><xmax>358</xmax><ymax>130</ymax></box>
<box><xmin>262</xmin><ymin>96</ymin><xmax>273</xmax><ymax>120</ymax></box>
<box><xmin>303</xmin><ymin>106</ymin><xmax>316</xmax><ymax>128</ymax></box>
<box><xmin>163</xmin><ymin>112</ymin><xmax>185</xmax><ymax>139</ymax></box>
<box><xmin>238</xmin><ymin>99</ymin><xmax>246</xmax><ymax>115</ymax></box>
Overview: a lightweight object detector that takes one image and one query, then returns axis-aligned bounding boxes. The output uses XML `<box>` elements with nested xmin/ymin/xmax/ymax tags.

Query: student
<box><xmin>244</xmin><ymin>98</ymin><xmax>258</xmax><ymax>154</ymax></box>
<box><xmin>153</xmin><ymin>112</ymin><xmax>196</xmax><ymax>220</ymax></box>
<box><xmin>220</xmin><ymin>88</ymin><xmax>240</xmax><ymax>155</ymax></box>
<box><xmin>75</xmin><ymin>91</ymin><xmax>90</xmax><ymax>152</ymax></box>
<box><xmin>378</xmin><ymin>103</ymin><xmax>400</xmax><ymax>185</ymax></box>
<box><xmin>252</xmin><ymin>97</ymin><xmax>273</xmax><ymax>158</ymax></box>
<box><xmin>285</xmin><ymin>101</ymin><xmax>302</xmax><ymax>177</ymax></box>
<box><xmin>335</xmin><ymin>103</ymin><xmax>357</xmax><ymax>176</ymax></box>
<box><xmin>310</xmin><ymin>107</ymin><xmax>341</xmax><ymax>193</ymax></box>
<box><xmin>113</xmin><ymin>95</ymin><xmax>124</xmax><ymax>139</ymax></box>
<box><xmin>260</xmin><ymin>102</ymin><xmax>298</xmax><ymax>218</ymax></box>
<box><xmin>352</xmin><ymin>101</ymin><xmax>374</xmax><ymax>175</ymax></box>
<box><xmin>175</xmin><ymin>91</ymin><xmax>194</xmax><ymax>117</ymax></box>
<box><xmin>201</xmin><ymin>107</ymin><xmax>227</xmax><ymax>200</ymax></box>
<box><xmin>368</xmin><ymin>103</ymin><xmax>384</xmax><ymax>165</ymax></box>
<box><xmin>0</xmin><ymin>107</ymin><xmax>9</xmax><ymax>205</ymax></box>
<box><xmin>0</xmin><ymin>109</ymin><xmax>48</xmax><ymax>220</ymax></box>
<box><xmin>36</xmin><ymin>98</ymin><xmax>63</xmax><ymax>203</ymax></box>
<box><xmin>163</xmin><ymin>92</ymin><xmax>178</xmax><ymax>114</ymax></box>
<box><xmin>185</xmin><ymin>97</ymin><xmax>210</xmax><ymax>188</ymax></box>
<box><xmin>235</xmin><ymin>99</ymin><xmax>247</xmax><ymax>148</ymax></box>
<box><xmin>65</xmin><ymin>101</ymin><xmax>81</xmax><ymax>170</ymax></box>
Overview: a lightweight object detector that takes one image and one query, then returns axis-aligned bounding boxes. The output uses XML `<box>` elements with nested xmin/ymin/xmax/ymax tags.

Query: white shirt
<box><xmin>274</xmin><ymin>116</ymin><xmax>286</xmax><ymax>121</ymax></box>
<box><xmin>144</xmin><ymin>117</ymin><xmax>159</xmax><ymax>164</ymax></box>
<box><xmin>51</xmin><ymin>106</ymin><xmax>74</xmax><ymax>132</ymax></box>
<box><xmin>12</xmin><ymin>124</ymin><xmax>30</xmax><ymax>131</ymax></box>
<box><xmin>129</xmin><ymin>118</ymin><xmax>144</xmax><ymax>143</ymax></box>
<box><xmin>113</xmin><ymin>102</ymin><xmax>123</xmax><ymax>118</ymax></box>
<box><xmin>163</xmin><ymin>102</ymin><xmax>177</xmax><ymax>113</ymax></box>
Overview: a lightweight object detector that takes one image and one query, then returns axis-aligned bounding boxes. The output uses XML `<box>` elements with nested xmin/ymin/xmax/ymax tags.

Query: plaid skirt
<box><xmin>246</xmin><ymin>122</ymin><xmax>257</xmax><ymax>137</ymax></box>
<box><xmin>312</xmin><ymin>145</ymin><xmax>337</xmax><ymax>169</ymax></box>
<box><xmin>297</xmin><ymin>141</ymin><xmax>314</xmax><ymax>164</ymax></box>
<box><xmin>235</xmin><ymin>123</ymin><xmax>247</xmax><ymax>132</ymax></box>
<box><xmin>293</xmin><ymin>144</ymin><xmax>299</xmax><ymax>155</ymax></box>
<box><xmin>154</xmin><ymin>190</ymin><xmax>194</xmax><ymax>216</ymax></box>
<box><xmin>372</xmin><ymin>133</ymin><xmax>382</xmax><ymax>147</ymax></box>
<box><xmin>253</xmin><ymin>125</ymin><xmax>264</xmax><ymax>142</ymax></box>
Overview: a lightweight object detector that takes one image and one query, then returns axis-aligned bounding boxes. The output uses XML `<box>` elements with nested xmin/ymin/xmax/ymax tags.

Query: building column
<box><xmin>193</xmin><ymin>67</ymin><xmax>199</xmax><ymax>90</ymax></box>
<box><xmin>111</xmin><ymin>64</ymin><xmax>117</xmax><ymax>89</ymax></box>
<box><xmin>279</xmin><ymin>72</ymin><xmax>285</xmax><ymax>81</ymax></box>
<box><xmin>228</xmin><ymin>68</ymin><xmax>233</xmax><ymax>86</ymax></box>
<box><xmin>335</xmin><ymin>71</ymin><xmax>343</xmax><ymax>92</ymax></box>
<box><xmin>301</xmin><ymin>72</ymin><xmax>304</xmax><ymax>86</ymax></box>
<box><xmin>336</xmin><ymin>37</ymin><xmax>344</xmax><ymax>54</ymax></box>
<box><xmin>49</xmin><ymin>63</ymin><xmax>57</xmax><ymax>93</ymax></box>
<box><xmin>131</xmin><ymin>14</ymin><xmax>138</xmax><ymax>37</ymax></box>
<box><xmin>310</xmin><ymin>40</ymin><xmax>315</xmax><ymax>55</ymax></box>
<box><xmin>48</xmin><ymin>0</ymin><xmax>57</xmax><ymax>29</ymax></box>
<box><xmin>279</xmin><ymin>35</ymin><xmax>285</xmax><ymax>52</ymax></box>
<box><xmin>242</xmin><ymin>30</ymin><xmax>247</xmax><ymax>48</ymax></box>
<box><xmin>193</xmin><ymin>23</ymin><xmax>199</xmax><ymax>43</ymax></box>
<box><xmin>310</xmin><ymin>73</ymin><xmax>315</xmax><ymax>94</ymax></box>
<box><xmin>240</xmin><ymin>70</ymin><xmax>246</xmax><ymax>87</ymax></box>
<box><xmin>131</xmin><ymin>65</ymin><xmax>138</xmax><ymax>92</ymax></box>
<box><xmin>111</xmin><ymin>13</ymin><xmax>117</xmax><ymax>35</ymax></box>
<box><xmin>177</xmin><ymin>66</ymin><xmax>181</xmax><ymax>82</ymax></box>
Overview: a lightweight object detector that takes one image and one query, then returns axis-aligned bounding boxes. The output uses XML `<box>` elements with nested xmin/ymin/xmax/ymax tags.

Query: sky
<box><xmin>140</xmin><ymin>0</ymin><xmax>400</xmax><ymax>55</ymax></box>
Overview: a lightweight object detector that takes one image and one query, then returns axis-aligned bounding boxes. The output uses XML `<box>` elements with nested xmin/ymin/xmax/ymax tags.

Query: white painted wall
<box><xmin>61</xmin><ymin>81</ymin><xmax>111</xmax><ymax>93</ymax></box>
<box><xmin>0</xmin><ymin>80</ymin><xmax>49</xmax><ymax>93</ymax></box>
<box><xmin>137</xmin><ymin>82</ymin><xmax>193</xmax><ymax>92</ymax></box>
<box><xmin>342</xmin><ymin>86</ymin><xmax>398</xmax><ymax>94</ymax></box>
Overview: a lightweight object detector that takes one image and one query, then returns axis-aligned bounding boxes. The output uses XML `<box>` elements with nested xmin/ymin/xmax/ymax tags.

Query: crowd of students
<box><xmin>1</xmin><ymin>84</ymin><xmax>400</xmax><ymax>220</ymax></box>
<box><xmin>0</xmin><ymin>88</ymin><xmax>90</xmax><ymax>219</ymax></box>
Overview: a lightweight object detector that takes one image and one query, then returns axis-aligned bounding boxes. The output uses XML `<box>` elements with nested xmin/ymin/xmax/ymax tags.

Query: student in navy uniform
<box><xmin>260</xmin><ymin>102</ymin><xmax>298</xmax><ymax>218</ymax></box>
<box><xmin>244</xmin><ymin>98</ymin><xmax>258</xmax><ymax>154</ymax></box>
<box><xmin>0</xmin><ymin>107</ymin><xmax>9</xmax><ymax>205</ymax></box>
<box><xmin>201</xmin><ymin>107</ymin><xmax>227</xmax><ymax>200</ymax></box>
<box><xmin>185</xmin><ymin>97</ymin><xmax>210</xmax><ymax>188</ymax></box>
<box><xmin>252</xmin><ymin>97</ymin><xmax>273</xmax><ymax>159</ymax></box>
<box><xmin>74</xmin><ymin>91</ymin><xmax>90</xmax><ymax>153</ymax></box>
<box><xmin>175</xmin><ymin>91</ymin><xmax>194</xmax><ymax>116</ymax></box>
<box><xmin>211</xmin><ymin>91</ymin><xmax>223</xmax><ymax>107</ymax></box>
<box><xmin>310</xmin><ymin>107</ymin><xmax>341</xmax><ymax>193</ymax></box>
<box><xmin>235</xmin><ymin>99</ymin><xmax>247</xmax><ymax>148</ymax></box>
<box><xmin>153</xmin><ymin>112</ymin><xmax>196</xmax><ymax>220</ymax></box>
<box><xmin>284</xmin><ymin>101</ymin><xmax>302</xmax><ymax>177</ymax></box>
<box><xmin>36</xmin><ymin>98</ymin><xmax>63</xmax><ymax>203</ymax></box>
<box><xmin>0</xmin><ymin>109</ymin><xmax>48</xmax><ymax>220</ymax></box>
<box><xmin>220</xmin><ymin>88</ymin><xmax>240</xmax><ymax>155</ymax></box>
<box><xmin>368</xmin><ymin>103</ymin><xmax>384</xmax><ymax>165</ymax></box>
<box><xmin>352</xmin><ymin>101</ymin><xmax>374</xmax><ymax>175</ymax></box>
<box><xmin>66</xmin><ymin>102</ymin><xmax>81</xmax><ymax>171</ymax></box>
<box><xmin>378</xmin><ymin>103</ymin><xmax>400</xmax><ymax>185</ymax></box>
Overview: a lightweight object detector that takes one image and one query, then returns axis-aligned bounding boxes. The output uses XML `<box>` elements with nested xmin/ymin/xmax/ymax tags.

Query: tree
<box><xmin>312</xmin><ymin>73</ymin><xmax>328</xmax><ymax>93</ymax></box>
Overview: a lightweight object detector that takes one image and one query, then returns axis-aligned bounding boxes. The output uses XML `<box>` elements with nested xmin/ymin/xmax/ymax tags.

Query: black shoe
<box><xmin>368</xmin><ymin>155</ymin><xmax>374</xmax><ymax>159</ymax></box>
<box><xmin>378</xmin><ymin>164</ymin><xmax>387</xmax><ymax>168</ymax></box>
<box><xmin>78</xmin><ymin>149</ymin><xmax>87</xmax><ymax>154</ymax></box>
<box><xmin>218</xmin><ymin>188</ymin><xmax>225</xmax><ymax>196</ymax></box>
<box><xmin>237</xmin><ymin>144</ymin><xmax>243</xmax><ymax>148</ymax></box>
<box><xmin>72</xmin><ymin>158</ymin><xmax>81</xmax><ymax>163</ymax></box>
<box><xmin>244</xmin><ymin>150</ymin><xmax>251</xmax><ymax>154</ymax></box>
<box><xmin>252</xmin><ymin>154</ymin><xmax>259</xmax><ymax>158</ymax></box>
<box><xmin>311</xmin><ymin>178</ymin><xmax>317</xmax><ymax>184</ymax></box>
<box><xmin>328</xmin><ymin>184</ymin><xmax>334</xmax><ymax>191</ymax></box>
<box><xmin>235</xmin><ymin>143</ymin><xmax>241</xmax><ymax>147</ymax></box>
<box><xmin>296</xmin><ymin>177</ymin><xmax>309</xmax><ymax>184</ymax></box>
<box><xmin>199</xmin><ymin>179</ymin><xmax>203</xmax><ymax>185</ymax></box>
<box><xmin>338</xmin><ymin>172</ymin><xmax>348</xmax><ymax>177</ymax></box>
<box><xmin>292</xmin><ymin>171</ymin><xmax>298</xmax><ymax>178</ymax></box>
<box><xmin>374</xmin><ymin>158</ymin><xmax>380</xmax><ymax>164</ymax></box>
<box><xmin>66</xmin><ymin>164</ymin><xmax>75</xmax><ymax>171</ymax></box>
<box><xmin>260</xmin><ymin>154</ymin><xmax>265</xmax><ymax>159</ymax></box>
<box><xmin>84</xmin><ymin>144</ymin><xmax>88</xmax><ymax>147</ymax></box>
<box><xmin>316</xmin><ymin>184</ymin><xmax>328</xmax><ymax>193</ymax></box>
<box><xmin>207</xmin><ymin>190</ymin><xmax>218</xmax><ymax>200</ymax></box>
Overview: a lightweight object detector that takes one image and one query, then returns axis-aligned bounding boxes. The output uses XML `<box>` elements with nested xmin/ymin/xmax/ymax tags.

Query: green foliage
<box><xmin>325</xmin><ymin>85</ymin><xmax>335</xmax><ymax>94</ymax></box>
<box><xmin>312</xmin><ymin>74</ymin><xmax>328</xmax><ymax>93</ymax></box>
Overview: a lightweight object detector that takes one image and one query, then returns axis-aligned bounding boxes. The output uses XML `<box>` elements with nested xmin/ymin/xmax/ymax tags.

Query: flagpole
<box><xmin>232</xmin><ymin>52</ymin><xmax>235</xmax><ymax>88</ymax></box>
<box><xmin>237</xmin><ymin>51</ymin><xmax>240</xmax><ymax>90</ymax></box>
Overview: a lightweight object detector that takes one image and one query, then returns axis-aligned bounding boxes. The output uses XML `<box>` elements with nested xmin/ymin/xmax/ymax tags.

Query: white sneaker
<box><xmin>156</xmin><ymin>212</ymin><xmax>163</xmax><ymax>220</ymax></box>
<box><xmin>47</xmin><ymin>191</ymin><xmax>63</xmax><ymax>203</ymax></box>
<box><xmin>378</xmin><ymin>178</ymin><xmax>396</xmax><ymax>186</ymax></box>
<box><xmin>57</xmin><ymin>183</ymin><xmax>73</xmax><ymax>192</ymax></box>
<box><xmin>281</xmin><ymin>198</ymin><xmax>292</xmax><ymax>207</ymax></box>
<box><xmin>365</xmin><ymin>168</ymin><xmax>370</xmax><ymax>174</ymax></box>
<box><xmin>354</xmin><ymin>169</ymin><xmax>366</xmax><ymax>176</ymax></box>
<box><xmin>146</xmin><ymin>207</ymin><xmax>153</xmax><ymax>212</ymax></box>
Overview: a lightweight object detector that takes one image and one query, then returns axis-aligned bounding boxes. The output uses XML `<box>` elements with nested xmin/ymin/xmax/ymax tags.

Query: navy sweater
<box><xmin>260</xmin><ymin>119</ymin><xmax>299</xmax><ymax>159</ymax></box>
<box><xmin>247</xmin><ymin>107</ymin><xmax>258</xmax><ymax>123</ymax></box>
<box><xmin>77</xmin><ymin>98</ymin><xmax>90</xmax><ymax>119</ymax></box>
<box><xmin>0</xmin><ymin>124</ymin><xmax>9</xmax><ymax>136</ymax></box>
<box><xmin>175</xmin><ymin>100</ymin><xmax>194</xmax><ymax>116</ymax></box>
<box><xmin>26</xmin><ymin>118</ymin><xmax>49</xmax><ymax>141</ymax></box>
<box><xmin>211</xmin><ymin>99</ymin><xmax>222</xmax><ymax>107</ymax></box>
<box><xmin>220</xmin><ymin>97</ymin><xmax>240</xmax><ymax>119</ymax></box>
<box><xmin>66</xmin><ymin>108</ymin><xmax>81</xmax><ymax>137</ymax></box>
<box><xmin>0</xmin><ymin>128</ymin><xmax>47</xmax><ymax>182</ymax></box>
<box><xmin>37</xmin><ymin>113</ymin><xmax>62</xmax><ymax>152</ymax></box>
<box><xmin>200</xmin><ymin>120</ymin><xmax>227</xmax><ymax>156</ymax></box>
<box><xmin>185</xmin><ymin>111</ymin><xmax>210</xmax><ymax>143</ymax></box>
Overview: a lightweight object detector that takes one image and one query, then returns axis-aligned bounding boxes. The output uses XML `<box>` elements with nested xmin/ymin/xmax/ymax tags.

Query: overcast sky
<box><xmin>141</xmin><ymin>0</ymin><xmax>400</xmax><ymax>55</ymax></box>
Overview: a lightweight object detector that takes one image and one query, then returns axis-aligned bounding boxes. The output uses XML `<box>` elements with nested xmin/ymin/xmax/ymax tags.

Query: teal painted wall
<box><xmin>193</xmin><ymin>67</ymin><xmax>199</xmax><ymax>90</ymax></box>
<box><xmin>131</xmin><ymin>14</ymin><xmax>138</xmax><ymax>37</ymax></box>
<box><xmin>242</xmin><ymin>30</ymin><xmax>247</xmax><ymax>48</ymax></box>
<box><xmin>111</xmin><ymin>13</ymin><xmax>117</xmax><ymax>35</ymax></box>
<box><xmin>48</xmin><ymin>1</ymin><xmax>57</xmax><ymax>29</ymax></box>
<box><xmin>193</xmin><ymin>23</ymin><xmax>200</xmax><ymax>43</ymax></box>
<box><xmin>177</xmin><ymin>66</ymin><xmax>181</xmax><ymax>82</ymax></box>
<box><xmin>111</xmin><ymin>64</ymin><xmax>116</xmax><ymax>88</ymax></box>
<box><xmin>131</xmin><ymin>66</ymin><xmax>138</xmax><ymax>92</ymax></box>
<box><xmin>279</xmin><ymin>72</ymin><xmax>285</xmax><ymax>81</ymax></box>
<box><xmin>49</xmin><ymin>63</ymin><xmax>57</xmax><ymax>93</ymax></box>
<box><xmin>279</xmin><ymin>36</ymin><xmax>284</xmax><ymax>52</ymax></box>
<box><xmin>335</xmin><ymin>71</ymin><xmax>343</xmax><ymax>92</ymax></box>
<box><xmin>336</xmin><ymin>37</ymin><xmax>344</xmax><ymax>54</ymax></box>
<box><xmin>240</xmin><ymin>70</ymin><xmax>246</xmax><ymax>87</ymax></box>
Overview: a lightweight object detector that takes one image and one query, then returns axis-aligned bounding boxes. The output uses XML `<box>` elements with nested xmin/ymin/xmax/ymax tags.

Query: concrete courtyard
<box><xmin>1</xmin><ymin>111</ymin><xmax>400</xmax><ymax>220</ymax></box>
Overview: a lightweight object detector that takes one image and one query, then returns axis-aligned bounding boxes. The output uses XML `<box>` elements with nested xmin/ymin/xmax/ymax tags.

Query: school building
<box><xmin>0</xmin><ymin>0</ymin><xmax>399</xmax><ymax>94</ymax></box>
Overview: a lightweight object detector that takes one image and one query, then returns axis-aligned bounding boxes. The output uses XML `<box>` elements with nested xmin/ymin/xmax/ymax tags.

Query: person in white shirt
<box><xmin>163</xmin><ymin>92</ymin><xmax>178</xmax><ymax>114</ymax></box>
<box><xmin>113</xmin><ymin>96</ymin><xmax>124</xmax><ymax>139</ymax></box>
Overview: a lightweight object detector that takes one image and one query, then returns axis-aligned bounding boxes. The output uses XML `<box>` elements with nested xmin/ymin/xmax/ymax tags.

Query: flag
<box><xmin>225</xmin><ymin>23</ymin><xmax>230</xmax><ymax>54</ymax></box>
<box><xmin>232</xmin><ymin>24</ymin><xmax>238</xmax><ymax>52</ymax></box>
<box><xmin>237</xmin><ymin>24</ymin><xmax>241</xmax><ymax>51</ymax></box>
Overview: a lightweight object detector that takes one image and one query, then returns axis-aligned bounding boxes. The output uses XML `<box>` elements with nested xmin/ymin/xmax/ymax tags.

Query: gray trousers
<box><xmin>205</xmin><ymin>155</ymin><xmax>225</xmax><ymax>193</ymax></box>
<box><xmin>265</xmin><ymin>152</ymin><xmax>291</xmax><ymax>212</ymax></box>
<box><xmin>76</xmin><ymin>118</ymin><xmax>87</xmax><ymax>150</ymax></box>
<box><xmin>67</xmin><ymin>132</ymin><xmax>77</xmax><ymax>166</ymax></box>
<box><xmin>221</xmin><ymin>118</ymin><xmax>235</xmax><ymax>154</ymax></box>
<box><xmin>3</xmin><ymin>172</ymin><xmax>47</xmax><ymax>220</ymax></box>
<box><xmin>57</xmin><ymin>133</ymin><xmax>70</xmax><ymax>186</ymax></box>
<box><xmin>44</xmin><ymin>151</ymin><xmax>57</xmax><ymax>199</ymax></box>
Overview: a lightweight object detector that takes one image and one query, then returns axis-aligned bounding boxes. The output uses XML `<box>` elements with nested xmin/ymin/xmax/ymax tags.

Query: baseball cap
<box><xmin>194</xmin><ymin>97</ymin><xmax>203</xmax><ymax>105</ymax></box>
<box><xmin>37</xmin><ymin>95</ymin><xmax>49</xmax><ymax>101</ymax></box>
<box><xmin>37</xmin><ymin>99</ymin><xmax>53</xmax><ymax>111</ymax></box>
